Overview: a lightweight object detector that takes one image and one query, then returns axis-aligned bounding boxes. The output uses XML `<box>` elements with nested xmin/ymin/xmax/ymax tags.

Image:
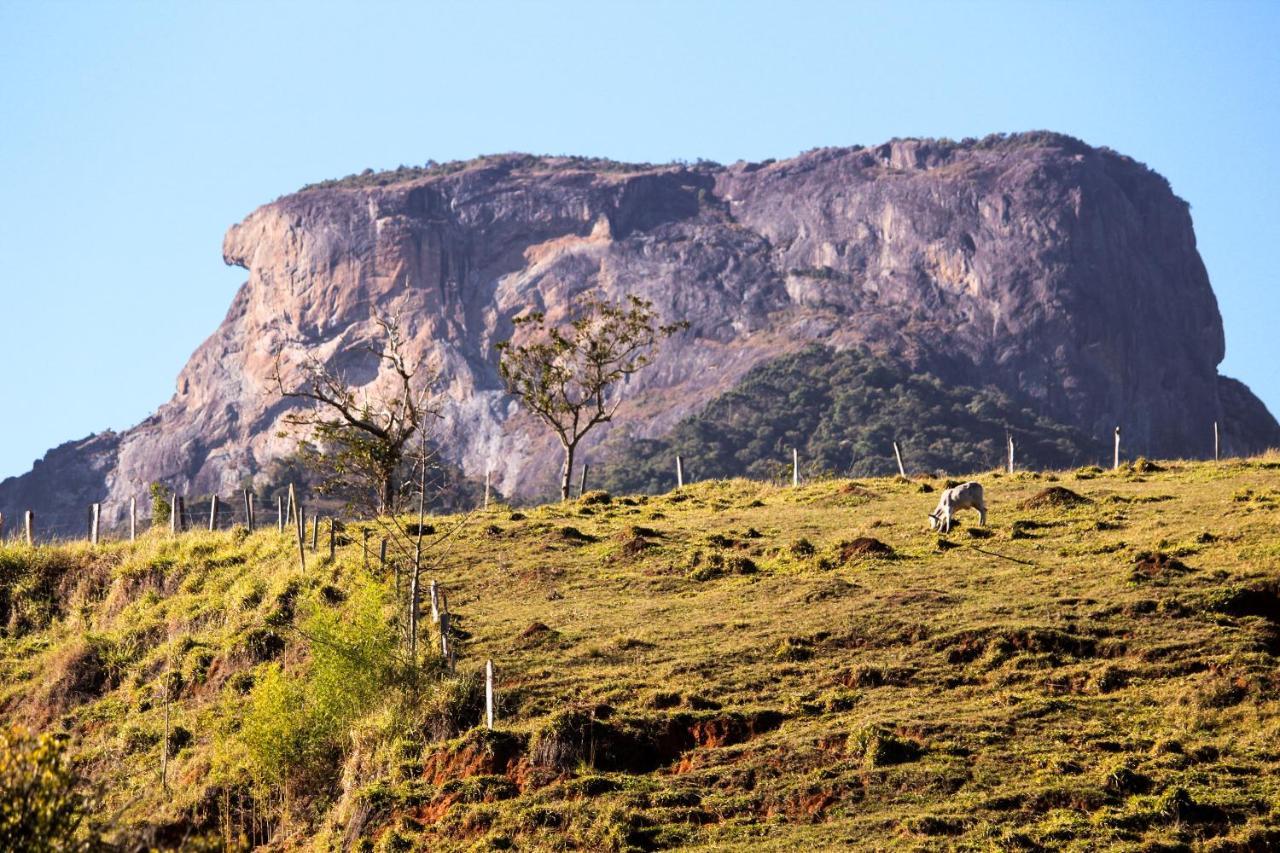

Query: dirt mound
<box><xmin>1021</xmin><ymin>487</ymin><xmax>1092</xmax><ymax>509</ymax></box>
<box><xmin>1131</xmin><ymin>551</ymin><xmax>1190</xmax><ymax>578</ymax></box>
<box><xmin>838</xmin><ymin>537</ymin><xmax>895</xmax><ymax>561</ymax></box>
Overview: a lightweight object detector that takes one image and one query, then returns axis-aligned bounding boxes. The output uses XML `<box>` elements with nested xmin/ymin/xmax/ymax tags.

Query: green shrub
<box><xmin>0</xmin><ymin>725</ymin><xmax>99</xmax><ymax>850</ymax></box>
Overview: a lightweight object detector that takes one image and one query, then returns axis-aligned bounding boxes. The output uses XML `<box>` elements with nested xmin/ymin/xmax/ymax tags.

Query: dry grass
<box><xmin>3</xmin><ymin>458</ymin><xmax>1280</xmax><ymax>850</ymax></box>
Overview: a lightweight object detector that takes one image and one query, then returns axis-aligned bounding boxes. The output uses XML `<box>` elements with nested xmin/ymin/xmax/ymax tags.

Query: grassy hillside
<box><xmin>3</xmin><ymin>457</ymin><xmax>1280</xmax><ymax>850</ymax></box>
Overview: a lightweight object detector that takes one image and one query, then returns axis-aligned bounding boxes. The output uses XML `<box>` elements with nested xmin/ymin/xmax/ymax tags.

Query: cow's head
<box><xmin>928</xmin><ymin>510</ymin><xmax>941</xmax><ymax>531</ymax></box>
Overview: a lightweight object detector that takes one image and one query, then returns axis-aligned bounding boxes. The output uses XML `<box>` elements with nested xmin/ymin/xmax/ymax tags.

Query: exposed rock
<box><xmin>2</xmin><ymin>132</ymin><xmax>1277</xmax><ymax>521</ymax></box>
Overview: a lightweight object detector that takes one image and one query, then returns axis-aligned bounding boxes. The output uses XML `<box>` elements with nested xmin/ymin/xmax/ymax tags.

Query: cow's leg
<box><xmin>979</xmin><ymin>502</ymin><xmax>987</xmax><ymax>526</ymax></box>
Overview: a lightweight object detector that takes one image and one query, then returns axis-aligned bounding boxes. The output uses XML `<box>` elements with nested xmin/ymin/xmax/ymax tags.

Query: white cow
<box><xmin>929</xmin><ymin>482</ymin><xmax>987</xmax><ymax>533</ymax></box>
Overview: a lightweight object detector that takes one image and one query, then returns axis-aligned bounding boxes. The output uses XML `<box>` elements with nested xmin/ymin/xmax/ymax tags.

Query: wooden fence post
<box><xmin>243</xmin><ymin>490</ymin><xmax>254</xmax><ymax>533</ymax></box>
<box><xmin>1113</xmin><ymin>426</ymin><xmax>1122</xmax><ymax>471</ymax></box>
<box><xmin>328</xmin><ymin>518</ymin><xmax>336</xmax><ymax>561</ymax></box>
<box><xmin>792</xmin><ymin>448</ymin><xmax>799</xmax><ymax>487</ymax></box>
<box><xmin>178</xmin><ymin>496</ymin><xmax>187</xmax><ymax>532</ymax></box>
<box><xmin>24</xmin><ymin>511</ymin><xmax>34</xmax><ymax>546</ymax></box>
<box><xmin>170</xmin><ymin>494</ymin><xmax>179</xmax><ymax>534</ymax></box>
<box><xmin>362</xmin><ymin>529</ymin><xmax>370</xmax><ymax>569</ymax></box>
<box><xmin>1214</xmin><ymin>421</ymin><xmax>1220</xmax><ymax>462</ymax></box>
<box><xmin>485</xmin><ymin>659</ymin><xmax>494</xmax><ymax>730</ymax></box>
<box><xmin>209</xmin><ymin>495</ymin><xmax>219</xmax><ymax>532</ymax></box>
<box><xmin>484</xmin><ymin>469</ymin><xmax>491</xmax><ymax>509</ymax></box>
<box><xmin>295</xmin><ymin>504</ymin><xmax>306</xmax><ymax>573</ymax></box>
<box><xmin>379</xmin><ymin>537</ymin><xmax>388</xmax><ymax>569</ymax></box>
<box><xmin>89</xmin><ymin>503</ymin><xmax>100</xmax><ymax>546</ymax></box>
<box><xmin>286</xmin><ymin>484</ymin><xmax>297</xmax><ymax>527</ymax></box>
<box><xmin>129</xmin><ymin>497</ymin><xmax>137</xmax><ymax>542</ymax></box>
<box><xmin>676</xmin><ymin>455</ymin><xmax>684</xmax><ymax>489</ymax></box>
<box><xmin>579</xmin><ymin>464</ymin><xmax>589</xmax><ymax>497</ymax></box>
<box><xmin>893</xmin><ymin>442</ymin><xmax>906</xmax><ymax>478</ymax></box>
<box><xmin>310</xmin><ymin>514</ymin><xmax>318</xmax><ymax>552</ymax></box>
<box><xmin>1006</xmin><ymin>432</ymin><xmax>1015</xmax><ymax>474</ymax></box>
<box><xmin>439</xmin><ymin>611</ymin><xmax>450</xmax><ymax>662</ymax></box>
<box><xmin>430</xmin><ymin>579</ymin><xmax>439</xmax><ymax>623</ymax></box>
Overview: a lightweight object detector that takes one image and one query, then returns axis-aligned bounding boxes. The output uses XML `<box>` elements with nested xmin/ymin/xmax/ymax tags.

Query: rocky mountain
<box><xmin>3</xmin><ymin>132</ymin><xmax>1277</xmax><ymax>529</ymax></box>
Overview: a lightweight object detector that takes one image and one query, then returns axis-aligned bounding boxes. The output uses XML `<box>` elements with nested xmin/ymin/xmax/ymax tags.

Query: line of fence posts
<box><xmin>1</xmin><ymin>417</ymin><xmax>1240</xmax><ymax>549</ymax></box>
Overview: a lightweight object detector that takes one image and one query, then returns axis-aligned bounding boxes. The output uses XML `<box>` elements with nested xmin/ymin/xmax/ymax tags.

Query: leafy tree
<box><xmin>497</xmin><ymin>294</ymin><xmax>686</xmax><ymax>500</ymax></box>
<box><xmin>149</xmin><ymin>482</ymin><xmax>172</xmax><ymax>526</ymax></box>
<box><xmin>273</xmin><ymin>315</ymin><xmax>436</xmax><ymax>516</ymax></box>
<box><xmin>0</xmin><ymin>725</ymin><xmax>98</xmax><ymax>851</ymax></box>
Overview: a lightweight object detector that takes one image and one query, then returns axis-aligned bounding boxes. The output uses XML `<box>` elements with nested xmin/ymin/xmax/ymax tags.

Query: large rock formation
<box><xmin>3</xmin><ymin>133</ymin><xmax>1276</xmax><ymax>528</ymax></box>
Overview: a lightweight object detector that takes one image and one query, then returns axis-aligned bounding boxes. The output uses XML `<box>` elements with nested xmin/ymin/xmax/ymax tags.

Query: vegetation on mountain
<box><xmin>597</xmin><ymin>345</ymin><xmax>1092</xmax><ymax>494</ymax></box>
<box><xmin>3</xmin><ymin>454</ymin><xmax>1280</xmax><ymax>849</ymax></box>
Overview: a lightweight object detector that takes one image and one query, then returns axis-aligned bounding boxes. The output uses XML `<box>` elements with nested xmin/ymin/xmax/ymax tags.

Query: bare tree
<box><xmin>273</xmin><ymin>314</ymin><xmax>435</xmax><ymax>516</ymax></box>
<box><xmin>497</xmin><ymin>293</ymin><xmax>686</xmax><ymax>501</ymax></box>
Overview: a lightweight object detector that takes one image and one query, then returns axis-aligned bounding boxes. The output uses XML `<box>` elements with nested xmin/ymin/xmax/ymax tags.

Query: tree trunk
<box><xmin>560</xmin><ymin>443</ymin><xmax>576</xmax><ymax>502</ymax></box>
<box><xmin>380</xmin><ymin>474</ymin><xmax>396</xmax><ymax>517</ymax></box>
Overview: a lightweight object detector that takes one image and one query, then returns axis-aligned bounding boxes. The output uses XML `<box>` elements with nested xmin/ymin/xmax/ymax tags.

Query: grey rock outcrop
<box><xmin>3</xmin><ymin>132</ymin><xmax>1275</xmax><ymax>526</ymax></box>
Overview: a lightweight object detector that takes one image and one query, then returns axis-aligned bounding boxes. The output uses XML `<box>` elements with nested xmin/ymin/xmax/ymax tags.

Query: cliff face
<box><xmin>3</xmin><ymin>133</ymin><xmax>1276</xmax><ymax>527</ymax></box>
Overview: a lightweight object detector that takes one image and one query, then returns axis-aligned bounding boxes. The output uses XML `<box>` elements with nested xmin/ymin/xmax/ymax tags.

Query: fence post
<box><xmin>579</xmin><ymin>463</ymin><xmax>589</xmax><ymax>497</ymax></box>
<box><xmin>90</xmin><ymin>503</ymin><xmax>100</xmax><ymax>546</ymax></box>
<box><xmin>484</xmin><ymin>469</ymin><xmax>491</xmax><ymax>509</ymax></box>
<box><xmin>295</xmin><ymin>504</ymin><xmax>306</xmax><ymax>573</ymax></box>
<box><xmin>485</xmin><ymin>659</ymin><xmax>495</xmax><ymax>730</ymax></box>
<box><xmin>430</xmin><ymin>579</ymin><xmax>439</xmax><ymax>623</ymax></box>
<box><xmin>1006</xmin><ymin>432</ymin><xmax>1015</xmax><ymax>474</ymax></box>
<box><xmin>1214</xmin><ymin>421</ymin><xmax>1220</xmax><ymax>462</ymax></box>
<box><xmin>893</xmin><ymin>442</ymin><xmax>906</xmax><ymax>478</ymax></box>
<box><xmin>439</xmin><ymin>611</ymin><xmax>450</xmax><ymax>663</ymax></box>
<box><xmin>209</xmin><ymin>495</ymin><xmax>219</xmax><ymax>532</ymax></box>
<box><xmin>243</xmin><ymin>490</ymin><xmax>254</xmax><ymax>533</ymax></box>
<box><xmin>328</xmin><ymin>518</ymin><xmax>336</xmax><ymax>561</ymax></box>
<box><xmin>362</xmin><ymin>529</ymin><xmax>370</xmax><ymax>569</ymax></box>
<box><xmin>286</xmin><ymin>484</ymin><xmax>297</xmax><ymax>527</ymax></box>
<box><xmin>1113</xmin><ymin>426</ymin><xmax>1122</xmax><ymax>471</ymax></box>
<box><xmin>25</xmin><ymin>510</ymin><xmax>34</xmax><ymax>545</ymax></box>
<box><xmin>792</xmin><ymin>448</ymin><xmax>799</xmax><ymax>487</ymax></box>
<box><xmin>129</xmin><ymin>497</ymin><xmax>137</xmax><ymax>542</ymax></box>
<box><xmin>170</xmin><ymin>494</ymin><xmax>179</xmax><ymax>534</ymax></box>
<box><xmin>676</xmin><ymin>455</ymin><xmax>684</xmax><ymax>489</ymax></box>
<box><xmin>379</xmin><ymin>537</ymin><xmax>388</xmax><ymax>569</ymax></box>
<box><xmin>310</xmin><ymin>514</ymin><xmax>318</xmax><ymax>552</ymax></box>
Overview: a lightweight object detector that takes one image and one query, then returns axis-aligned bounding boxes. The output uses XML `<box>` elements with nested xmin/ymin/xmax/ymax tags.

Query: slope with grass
<box><xmin>3</xmin><ymin>457</ymin><xmax>1280</xmax><ymax>850</ymax></box>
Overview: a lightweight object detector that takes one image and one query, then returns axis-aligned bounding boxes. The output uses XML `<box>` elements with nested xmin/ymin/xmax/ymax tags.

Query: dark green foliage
<box><xmin>597</xmin><ymin>345</ymin><xmax>1091</xmax><ymax>493</ymax></box>
<box><xmin>149</xmin><ymin>482</ymin><xmax>172</xmax><ymax>525</ymax></box>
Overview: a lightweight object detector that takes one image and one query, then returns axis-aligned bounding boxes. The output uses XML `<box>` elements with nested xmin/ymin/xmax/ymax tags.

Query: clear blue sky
<box><xmin>1</xmin><ymin>0</ymin><xmax>1277</xmax><ymax>480</ymax></box>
